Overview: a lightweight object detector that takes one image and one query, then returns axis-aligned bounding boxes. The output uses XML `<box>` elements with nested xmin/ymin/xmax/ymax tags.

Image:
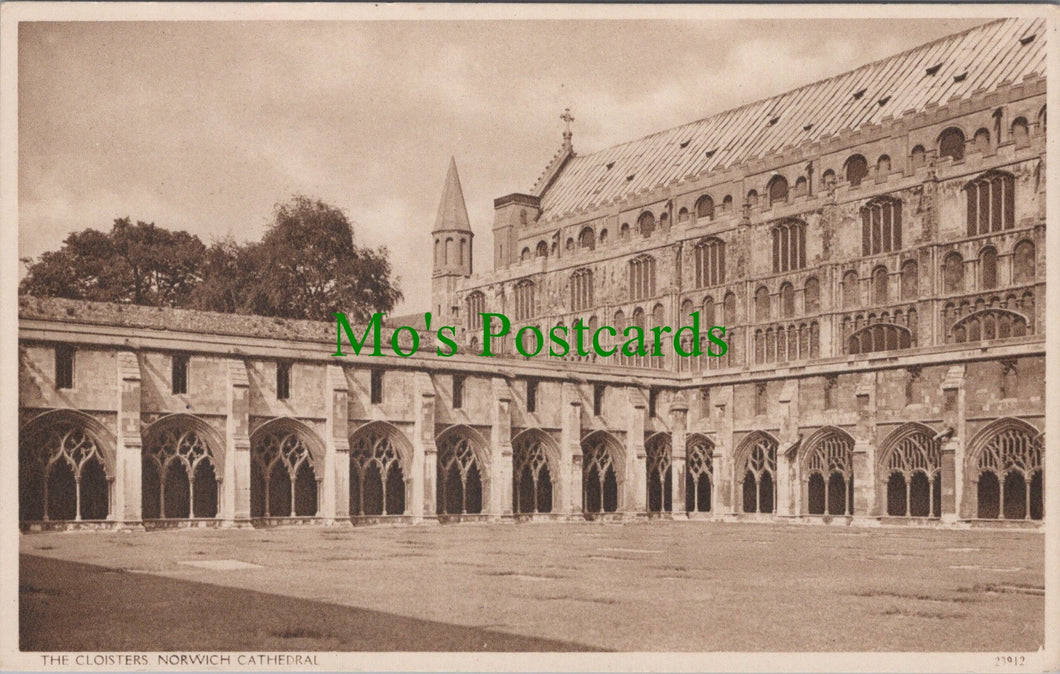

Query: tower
<box><xmin>431</xmin><ymin>157</ymin><xmax>474</xmax><ymax>325</ymax></box>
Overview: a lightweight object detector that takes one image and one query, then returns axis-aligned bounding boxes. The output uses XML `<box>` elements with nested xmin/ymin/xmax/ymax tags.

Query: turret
<box><xmin>431</xmin><ymin>157</ymin><xmax>473</xmax><ymax>324</ymax></box>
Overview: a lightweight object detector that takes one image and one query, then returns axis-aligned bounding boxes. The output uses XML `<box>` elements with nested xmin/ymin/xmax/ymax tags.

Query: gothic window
<box><xmin>645</xmin><ymin>435</ymin><xmax>672</xmax><ymax>513</ymax></box>
<box><xmin>943</xmin><ymin>252</ymin><xmax>964</xmax><ymax>294</ymax></box>
<box><xmin>685</xmin><ymin>435</ymin><xmax>713</xmax><ymax>513</ymax></box>
<box><xmin>872</xmin><ymin>266</ymin><xmax>889</xmax><ymax>305</ymax></box>
<box><xmin>975</xmin><ymin>424</ymin><xmax>1043</xmax><ymax>520</ymax></box>
<box><xmin>951</xmin><ymin>310</ymin><xmax>1028</xmax><ymax>344</ymax></box>
<box><xmin>514</xmin><ymin>279</ymin><xmax>535</xmax><ymax>320</ymax></box>
<box><xmin>637</xmin><ymin>211</ymin><xmax>656</xmax><ymax>238</ymax></box>
<box><xmin>755</xmin><ymin>286</ymin><xmax>770</xmax><ymax>322</ymax></box>
<box><xmin>911</xmin><ymin>145</ymin><xmax>926</xmax><ymax>168</ymax></box>
<box><xmin>1013</xmin><ymin>240</ymin><xmax>1035</xmax><ymax>283</ymax></box>
<box><xmin>861</xmin><ymin>197</ymin><xmax>902</xmax><ymax>255</ymax></box>
<box><xmin>570</xmin><ymin>268</ymin><xmax>594</xmax><ymax>311</ymax></box>
<box><xmin>842</xmin><ymin>270</ymin><xmax>860</xmax><ymax>309</ymax></box>
<box><xmin>520</xmin><ymin>247</ymin><xmax>531</xmax><ymax>262</ymax></box>
<box><xmin>582</xmin><ymin>435</ymin><xmax>619</xmax><ymax>513</ymax></box>
<box><xmin>771</xmin><ymin>219</ymin><xmax>806</xmax><ymax>272</ymax></box>
<box><xmin>939</xmin><ymin>127</ymin><xmax>965</xmax><ymax>162</ymax></box>
<box><xmin>629</xmin><ymin>255</ymin><xmax>656</xmax><ymax>301</ymax></box>
<box><xmin>780</xmin><ymin>282</ymin><xmax>795</xmax><ymax>318</ymax></box>
<box><xmin>844</xmin><ymin>154</ymin><xmax>868</xmax><ymax>186</ymax></box>
<box><xmin>55</xmin><ymin>344</ymin><xmax>74</xmax><ymax>390</ymax></box>
<box><xmin>578</xmin><ymin>227</ymin><xmax>595</xmax><ymax>250</ymax></box>
<box><xmin>974</xmin><ymin>127</ymin><xmax>991</xmax><ymax>149</ymax></box>
<box><xmin>436</xmin><ymin>430</ymin><xmax>483</xmax><ymax>515</ymax></box>
<box><xmin>804</xmin><ymin>431</ymin><xmax>854</xmax><ymax>516</ymax></box>
<box><xmin>980</xmin><ymin>246</ymin><xmax>998</xmax><ymax>290</ymax></box>
<box><xmin>695</xmin><ymin>195</ymin><xmax>714</xmax><ymax>221</ymax></box>
<box><xmin>740</xmin><ymin>434</ymin><xmax>777</xmax><ymax>514</ymax></box>
<box><xmin>172</xmin><ymin>354</ymin><xmax>189</xmax><ymax>395</ymax></box>
<box><xmin>900</xmin><ymin>260</ymin><xmax>919</xmax><ymax>300</ymax></box>
<box><xmin>1011</xmin><ymin>117</ymin><xmax>1030</xmax><ymax>146</ymax></box>
<box><xmin>701</xmin><ymin>296</ymin><xmax>715</xmax><ymax>325</ymax></box>
<box><xmin>19</xmin><ymin>418</ymin><xmax>109</xmax><ymax>522</ymax></box>
<box><xmin>651</xmin><ymin>303</ymin><xmax>665</xmax><ymax>329</ymax></box>
<box><xmin>465</xmin><ymin>291</ymin><xmax>485</xmax><ymax>330</ymax></box>
<box><xmin>723</xmin><ymin>291</ymin><xmax>737</xmax><ymax>324</ymax></box>
<box><xmin>883</xmin><ymin>428</ymin><xmax>941</xmax><ymax>517</ymax></box>
<box><xmin>694</xmin><ymin>237</ymin><xmax>725</xmax><ymax>288</ymax></box>
<box><xmin>349</xmin><ymin>427</ymin><xmax>406</xmax><ymax>516</ymax></box>
<box><xmin>142</xmin><ymin>425</ymin><xmax>219</xmax><ymax>520</ymax></box>
<box><xmin>876</xmin><ymin>154</ymin><xmax>891</xmax><ymax>175</ymax></box>
<box><xmin>251</xmin><ymin>428</ymin><xmax>318</xmax><ymax>518</ymax></box>
<box><xmin>513</xmin><ymin>434</ymin><xmax>553</xmax><ymax>514</ymax></box>
<box><xmin>847</xmin><ymin>323</ymin><xmax>912</xmax><ymax>355</ymax></box>
<box><xmin>966</xmin><ymin>171</ymin><xmax>1015</xmax><ymax>235</ymax></box>
<box><xmin>797</xmin><ymin>278</ymin><xmax>818</xmax><ymax>315</ymax></box>
<box><xmin>768</xmin><ymin>175</ymin><xmax>789</xmax><ymax>206</ymax></box>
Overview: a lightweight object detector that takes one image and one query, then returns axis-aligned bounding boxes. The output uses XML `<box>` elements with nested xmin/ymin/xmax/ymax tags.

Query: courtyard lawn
<box><xmin>20</xmin><ymin>520</ymin><xmax>1043</xmax><ymax>652</ymax></box>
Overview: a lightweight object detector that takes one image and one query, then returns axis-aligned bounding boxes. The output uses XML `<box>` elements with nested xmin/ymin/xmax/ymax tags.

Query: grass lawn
<box><xmin>19</xmin><ymin>520</ymin><xmax>1044</xmax><ymax>652</ymax></box>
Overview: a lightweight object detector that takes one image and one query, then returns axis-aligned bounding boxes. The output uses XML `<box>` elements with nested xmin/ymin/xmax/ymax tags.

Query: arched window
<box><xmin>876</xmin><ymin>154</ymin><xmax>891</xmax><ymax>175</ymax></box>
<box><xmin>804</xmin><ymin>277</ymin><xmax>820</xmax><ymax>314</ymax></box>
<box><xmin>678</xmin><ymin>207</ymin><xmax>690</xmax><ymax>223</ymax></box>
<box><xmin>520</xmin><ymin>247</ymin><xmax>531</xmax><ymax>262</ymax></box>
<box><xmin>780</xmin><ymin>283</ymin><xmax>795</xmax><ymax>318</ymax></box>
<box><xmin>911</xmin><ymin>145</ymin><xmax>926</xmax><ymax>168</ymax></box>
<box><xmin>436</xmin><ymin>429</ymin><xmax>484</xmax><ymax>515</ymax></box>
<box><xmin>723</xmin><ymin>292</ymin><xmax>737</xmax><ymax>324</ymax></box>
<box><xmin>882</xmin><ymin>427</ymin><xmax>942</xmax><ymax>518</ymax></box>
<box><xmin>620</xmin><ymin>223</ymin><xmax>630</xmax><ymax>240</ymax></box>
<box><xmin>740</xmin><ymin>434</ymin><xmax>777</xmax><ymax>514</ymax></box>
<box><xmin>20</xmin><ymin>416</ymin><xmax>110</xmax><ymax>523</ymax></box>
<box><xmin>535</xmin><ymin>240</ymin><xmax>548</xmax><ymax>257</ymax></box>
<box><xmin>570</xmin><ymin>268</ymin><xmax>593</xmax><ymax>311</ymax></box>
<box><xmin>973</xmin><ymin>127</ymin><xmax>991</xmax><ymax>149</ymax></box>
<box><xmin>842</xmin><ymin>270</ymin><xmax>859</xmax><ymax>309</ymax></box>
<box><xmin>512</xmin><ymin>434</ymin><xmax>554</xmax><ymax>515</ymax></box>
<box><xmin>251</xmin><ymin>426</ymin><xmax>319</xmax><ymax>518</ymax></box>
<box><xmin>872</xmin><ymin>266</ymin><xmax>889</xmax><ymax>305</ymax></box>
<box><xmin>822</xmin><ymin>169</ymin><xmax>836</xmax><ymax>188</ymax></box>
<box><xmin>844</xmin><ymin>155</ymin><xmax>868</xmax><ymax>186</ymax></box>
<box><xmin>694</xmin><ymin>237</ymin><xmax>725</xmax><ymax>288</ymax></box>
<box><xmin>695</xmin><ymin>195</ymin><xmax>714</xmax><ymax>221</ymax></box>
<box><xmin>582</xmin><ymin>434</ymin><xmax>621</xmax><ymax>514</ymax></box>
<box><xmin>861</xmin><ymin>197</ymin><xmax>902</xmax><ymax>255</ymax></box>
<box><xmin>701</xmin><ymin>295</ymin><xmax>715</xmax><ymax>325</ymax></box>
<box><xmin>966</xmin><ymin>171</ymin><xmax>1015</xmax><ymax>235</ymax></box>
<box><xmin>349</xmin><ymin>426</ymin><xmax>406</xmax><ymax>516</ymax></box>
<box><xmin>629</xmin><ymin>255</ymin><xmax>656</xmax><ymax>301</ymax></box>
<box><xmin>685</xmin><ymin>435</ymin><xmax>713</xmax><ymax>513</ymax></box>
<box><xmin>794</xmin><ymin>176</ymin><xmax>808</xmax><ymax>197</ymax></box>
<box><xmin>142</xmin><ymin>423</ymin><xmax>219</xmax><ymax>520</ymax></box>
<box><xmin>1011</xmin><ymin>117</ymin><xmax>1030</xmax><ymax>146</ymax></box>
<box><xmin>1038</xmin><ymin>106</ymin><xmax>1047</xmax><ymax>133</ymax></box>
<box><xmin>771</xmin><ymin>219</ymin><xmax>806</xmax><ymax>272</ymax></box>
<box><xmin>939</xmin><ymin>127</ymin><xmax>965</xmax><ymax>162</ymax></box>
<box><xmin>951</xmin><ymin>310</ymin><xmax>1028</xmax><ymax>344</ymax></box>
<box><xmin>637</xmin><ymin>211</ymin><xmax>656</xmax><ymax>238</ymax></box>
<box><xmin>645</xmin><ymin>435</ymin><xmax>672</xmax><ymax>513</ymax></box>
<box><xmin>445</xmin><ymin>237</ymin><xmax>454</xmax><ymax>265</ymax></box>
<box><xmin>900</xmin><ymin>260</ymin><xmax>918</xmax><ymax>301</ymax></box>
<box><xmin>565</xmin><ymin>237</ymin><xmax>574</xmax><ymax>251</ymax></box>
<box><xmin>722</xmin><ymin>195</ymin><xmax>733</xmax><ymax>211</ymax></box>
<box><xmin>943</xmin><ymin>252</ymin><xmax>964</xmax><ymax>294</ymax></box>
<box><xmin>578</xmin><ymin>227</ymin><xmax>595</xmax><ymax>250</ymax></box>
<box><xmin>755</xmin><ymin>286</ymin><xmax>770</xmax><ymax>322</ymax></box>
<box><xmin>514</xmin><ymin>280</ymin><xmax>535</xmax><ymax>321</ymax></box>
<box><xmin>1013</xmin><ymin>240</ymin><xmax>1035</xmax><ymax>283</ymax></box>
<box><xmin>746</xmin><ymin>190</ymin><xmax>759</xmax><ymax>209</ymax></box>
<box><xmin>768</xmin><ymin>175</ymin><xmax>789</xmax><ymax>206</ymax></box>
<box><xmin>803</xmin><ymin>431</ymin><xmax>854</xmax><ymax>516</ymax></box>
<box><xmin>465</xmin><ymin>291</ymin><xmax>485</xmax><ymax>331</ymax></box>
<box><xmin>973</xmin><ymin>423</ymin><xmax>1042</xmax><ymax>520</ymax></box>
<box><xmin>599</xmin><ymin>229</ymin><xmax>608</xmax><ymax>245</ymax></box>
<box><xmin>846</xmin><ymin>323</ymin><xmax>912</xmax><ymax>355</ymax></box>
<box><xmin>980</xmin><ymin>246</ymin><xmax>998</xmax><ymax>290</ymax></box>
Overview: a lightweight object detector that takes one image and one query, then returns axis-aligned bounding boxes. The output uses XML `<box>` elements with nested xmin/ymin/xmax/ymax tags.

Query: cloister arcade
<box><xmin>18</xmin><ymin>409</ymin><xmax>1044</xmax><ymax>528</ymax></box>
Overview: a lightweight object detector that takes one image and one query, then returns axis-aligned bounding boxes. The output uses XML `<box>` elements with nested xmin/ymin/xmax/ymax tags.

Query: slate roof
<box><xmin>536</xmin><ymin>18</ymin><xmax>1045</xmax><ymax>219</ymax></box>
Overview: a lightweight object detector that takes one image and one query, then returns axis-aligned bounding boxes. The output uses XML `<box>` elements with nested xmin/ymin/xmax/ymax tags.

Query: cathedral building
<box><xmin>18</xmin><ymin>17</ymin><xmax>1045</xmax><ymax>530</ymax></box>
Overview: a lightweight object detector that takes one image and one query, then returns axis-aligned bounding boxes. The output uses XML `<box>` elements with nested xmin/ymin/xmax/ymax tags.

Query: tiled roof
<box><xmin>537</xmin><ymin>18</ymin><xmax>1045</xmax><ymax>219</ymax></box>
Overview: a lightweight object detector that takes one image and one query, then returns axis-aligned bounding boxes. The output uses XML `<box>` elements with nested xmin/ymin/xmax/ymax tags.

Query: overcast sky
<box><xmin>19</xmin><ymin>18</ymin><xmax>990</xmax><ymax>314</ymax></box>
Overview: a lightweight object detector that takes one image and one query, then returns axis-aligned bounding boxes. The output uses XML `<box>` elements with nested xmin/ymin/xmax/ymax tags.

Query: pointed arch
<box><xmin>965</xmin><ymin>417</ymin><xmax>1043</xmax><ymax>521</ymax></box>
<box><xmin>511</xmin><ymin>428</ymin><xmax>561</xmax><ymax>515</ymax></box>
<box><xmin>249</xmin><ymin>417</ymin><xmax>326</xmax><ymax>518</ymax></box>
<box><xmin>349</xmin><ymin>420</ymin><xmax>413</xmax><ymax>517</ymax></box>
<box><xmin>141</xmin><ymin>413</ymin><xmax>225</xmax><ymax>520</ymax></box>
<box><xmin>877</xmin><ymin>422</ymin><xmax>942</xmax><ymax>518</ymax></box>
<box><xmin>436</xmin><ymin>424</ymin><xmax>491</xmax><ymax>516</ymax></box>
<box><xmin>733</xmin><ymin>431</ymin><xmax>779</xmax><ymax>515</ymax></box>
<box><xmin>645</xmin><ymin>432</ymin><xmax>672</xmax><ymax>513</ymax></box>
<box><xmin>580</xmin><ymin>430</ymin><xmax>625</xmax><ymax>514</ymax></box>
<box><xmin>685</xmin><ymin>433</ymin><xmax>715</xmax><ymax>513</ymax></box>
<box><xmin>800</xmin><ymin>426</ymin><xmax>855</xmax><ymax>516</ymax></box>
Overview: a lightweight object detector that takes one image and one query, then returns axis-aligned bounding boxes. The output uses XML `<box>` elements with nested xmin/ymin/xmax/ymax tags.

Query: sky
<box><xmin>18</xmin><ymin>18</ymin><xmax>991</xmax><ymax>315</ymax></box>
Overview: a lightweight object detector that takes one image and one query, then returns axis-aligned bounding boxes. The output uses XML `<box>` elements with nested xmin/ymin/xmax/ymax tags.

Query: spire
<box><xmin>433</xmin><ymin>156</ymin><xmax>471</xmax><ymax>232</ymax></box>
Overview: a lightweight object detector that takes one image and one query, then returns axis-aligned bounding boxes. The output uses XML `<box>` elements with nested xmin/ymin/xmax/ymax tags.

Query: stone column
<box><xmin>852</xmin><ymin>372</ymin><xmax>878</xmax><ymax>519</ymax></box>
<box><xmin>627</xmin><ymin>386</ymin><xmax>647</xmax><ymax>516</ymax></box>
<box><xmin>941</xmin><ymin>365</ymin><xmax>966</xmax><ymax>522</ymax></box>
<box><xmin>115</xmin><ymin>351</ymin><xmax>143</xmax><ymax>528</ymax></box>
<box><xmin>412</xmin><ymin>371</ymin><xmax>437</xmax><ymax>522</ymax></box>
<box><xmin>325</xmin><ymin>364</ymin><xmax>351</xmax><ymax>526</ymax></box>
<box><xmin>560</xmin><ymin>382</ymin><xmax>582</xmax><ymax>516</ymax></box>
<box><xmin>670</xmin><ymin>393</ymin><xmax>689</xmax><ymax>517</ymax></box>
<box><xmin>225</xmin><ymin>358</ymin><xmax>252</xmax><ymax>526</ymax></box>
<box><xmin>775</xmin><ymin>380</ymin><xmax>799</xmax><ymax>517</ymax></box>
<box><xmin>713</xmin><ymin>385</ymin><xmax>734</xmax><ymax>516</ymax></box>
<box><xmin>490</xmin><ymin>377</ymin><xmax>513</xmax><ymax>521</ymax></box>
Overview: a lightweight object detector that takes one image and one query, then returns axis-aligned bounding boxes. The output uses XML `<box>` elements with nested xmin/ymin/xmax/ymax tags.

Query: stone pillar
<box><xmin>627</xmin><ymin>387</ymin><xmax>647</xmax><ymax>516</ymax></box>
<box><xmin>225</xmin><ymin>359</ymin><xmax>252</xmax><ymax>526</ymax></box>
<box><xmin>853</xmin><ymin>373</ymin><xmax>878</xmax><ymax>518</ymax></box>
<box><xmin>670</xmin><ymin>393</ymin><xmax>689</xmax><ymax>517</ymax></box>
<box><xmin>713</xmin><ymin>385</ymin><xmax>734</xmax><ymax>516</ymax></box>
<box><xmin>775</xmin><ymin>380</ymin><xmax>799</xmax><ymax>517</ymax></box>
<box><xmin>560</xmin><ymin>382</ymin><xmax>582</xmax><ymax>516</ymax></box>
<box><xmin>325</xmin><ymin>364</ymin><xmax>350</xmax><ymax>526</ymax></box>
<box><xmin>412</xmin><ymin>371</ymin><xmax>437</xmax><ymax>522</ymax></box>
<box><xmin>115</xmin><ymin>351</ymin><xmax>143</xmax><ymax>528</ymax></box>
<box><xmin>941</xmin><ymin>365</ymin><xmax>966</xmax><ymax>522</ymax></box>
<box><xmin>490</xmin><ymin>377</ymin><xmax>513</xmax><ymax>521</ymax></box>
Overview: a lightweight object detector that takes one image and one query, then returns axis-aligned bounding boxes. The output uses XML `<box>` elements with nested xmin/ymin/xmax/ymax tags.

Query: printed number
<box><xmin>995</xmin><ymin>655</ymin><xmax>1025</xmax><ymax>667</ymax></box>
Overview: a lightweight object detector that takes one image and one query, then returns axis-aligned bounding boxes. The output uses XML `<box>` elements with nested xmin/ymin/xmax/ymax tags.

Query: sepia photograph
<box><xmin>0</xmin><ymin>3</ymin><xmax>1056</xmax><ymax>671</ymax></box>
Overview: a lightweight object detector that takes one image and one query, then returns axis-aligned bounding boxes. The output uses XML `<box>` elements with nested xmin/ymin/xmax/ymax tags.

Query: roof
<box><xmin>434</xmin><ymin>156</ymin><xmax>472</xmax><ymax>232</ymax></box>
<box><xmin>537</xmin><ymin>18</ymin><xmax>1045</xmax><ymax>219</ymax></box>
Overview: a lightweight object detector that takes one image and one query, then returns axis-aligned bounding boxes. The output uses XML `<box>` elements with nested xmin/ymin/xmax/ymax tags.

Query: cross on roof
<box><xmin>560</xmin><ymin>108</ymin><xmax>574</xmax><ymax>131</ymax></box>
